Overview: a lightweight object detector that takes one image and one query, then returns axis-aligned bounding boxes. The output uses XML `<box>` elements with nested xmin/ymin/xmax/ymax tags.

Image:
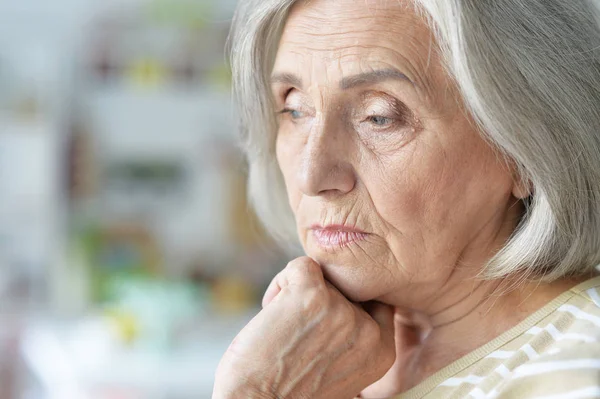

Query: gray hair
<box><xmin>228</xmin><ymin>0</ymin><xmax>600</xmax><ymax>281</ymax></box>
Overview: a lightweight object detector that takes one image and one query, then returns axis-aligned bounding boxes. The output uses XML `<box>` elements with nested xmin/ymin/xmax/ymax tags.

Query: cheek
<box><xmin>363</xmin><ymin>151</ymin><xmax>436</xmax><ymax>236</ymax></box>
<box><xmin>276</xmin><ymin>134</ymin><xmax>303</xmax><ymax>210</ymax></box>
<box><xmin>362</xmin><ymin>130</ymin><xmax>513</xmax><ymax>244</ymax></box>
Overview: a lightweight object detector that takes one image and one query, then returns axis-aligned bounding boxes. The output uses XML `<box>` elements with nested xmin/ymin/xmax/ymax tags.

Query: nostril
<box><xmin>298</xmin><ymin>165</ymin><xmax>356</xmax><ymax>197</ymax></box>
<box><xmin>296</xmin><ymin>130</ymin><xmax>356</xmax><ymax>196</ymax></box>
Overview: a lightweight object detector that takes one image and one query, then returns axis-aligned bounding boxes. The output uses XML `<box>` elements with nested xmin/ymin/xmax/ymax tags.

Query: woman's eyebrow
<box><xmin>270</xmin><ymin>69</ymin><xmax>414</xmax><ymax>91</ymax></box>
<box><xmin>271</xmin><ymin>73</ymin><xmax>303</xmax><ymax>89</ymax></box>
<box><xmin>339</xmin><ymin>68</ymin><xmax>413</xmax><ymax>90</ymax></box>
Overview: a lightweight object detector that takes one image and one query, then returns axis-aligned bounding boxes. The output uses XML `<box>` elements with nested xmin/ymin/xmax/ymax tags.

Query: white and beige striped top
<box><xmin>395</xmin><ymin>276</ymin><xmax>600</xmax><ymax>399</ymax></box>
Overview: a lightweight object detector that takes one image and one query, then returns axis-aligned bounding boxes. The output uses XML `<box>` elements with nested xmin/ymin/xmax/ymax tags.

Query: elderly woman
<box><xmin>213</xmin><ymin>0</ymin><xmax>600</xmax><ymax>397</ymax></box>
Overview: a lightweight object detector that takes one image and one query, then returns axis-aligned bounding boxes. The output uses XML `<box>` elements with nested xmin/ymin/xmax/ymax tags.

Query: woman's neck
<box><xmin>400</xmin><ymin>275</ymin><xmax>591</xmax><ymax>391</ymax></box>
<box><xmin>361</xmin><ymin>200</ymin><xmax>595</xmax><ymax>397</ymax></box>
<box><xmin>361</xmin><ymin>273</ymin><xmax>592</xmax><ymax>398</ymax></box>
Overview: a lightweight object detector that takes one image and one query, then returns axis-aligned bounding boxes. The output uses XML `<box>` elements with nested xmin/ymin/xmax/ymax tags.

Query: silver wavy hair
<box><xmin>228</xmin><ymin>0</ymin><xmax>600</xmax><ymax>281</ymax></box>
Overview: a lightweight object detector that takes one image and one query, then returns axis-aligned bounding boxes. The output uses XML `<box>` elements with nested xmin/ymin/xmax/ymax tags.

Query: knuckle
<box><xmin>301</xmin><ymin>285</ymin><xmax>329</xmax><ymax>313</ymax></box>
<box><xmin>329</xmin><ymin>303</ymin><xmax>352</xmax><ymax>329</ymax></box>
<box><xmin>361</xmin><ymin>320</ymin><xmax>396</xmax><ymax>370</ymax></box>
<box><xmin>329</xmin><ymin>302</ymin><xmax>361</xmax><ymax>340</ymax></box>
<box><xmin>374</xmin><ymin>345</ymin><xmax>396</xmax><ymax>374</ymax></box>
<box><xmin>286</xmin><ymin>256</ymin><xmax>319</xmax><ymax>274</ymax></box>
<box><xmin>364</xmin><ymin>345</ymin><xmax>395</xmax><ymax>377</ymax></box>
<box><xmin>382</xmin><ymin>347</ymin><xmax>396</xmax><ymax>369</ymax></box>
<box><xmin>284</xmin><ymin>257</ymin><xmax>322</xmax><ymax>286</ymax></box>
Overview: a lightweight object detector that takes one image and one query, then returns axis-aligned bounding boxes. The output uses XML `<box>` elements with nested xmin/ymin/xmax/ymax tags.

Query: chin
<box><xmin>302</xmin><ymin>230</ymin><xmax>400</xmax><ymax>302</ymax></box>
<box><xmin>305</xmin><ymin>248</ymin><xmax>383</xmax><ymax>303</ymax></box>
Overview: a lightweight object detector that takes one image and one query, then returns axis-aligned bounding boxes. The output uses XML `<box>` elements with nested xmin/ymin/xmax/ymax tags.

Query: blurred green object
<box><xmin>104</xmin><ymin>275</ymin><xmax>209</xmax><ymax>350</ymax></box>
<box><xmin>75</xmin><ymin>222</ymin><xmax>162</xmax><ymax>303</ymax></box>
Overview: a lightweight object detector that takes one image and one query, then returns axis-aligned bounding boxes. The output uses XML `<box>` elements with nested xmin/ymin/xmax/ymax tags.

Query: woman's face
<box><xmin>272</xmin><ymin>0</ymin><xmax>525</xmax><ymax>308</ymax></box>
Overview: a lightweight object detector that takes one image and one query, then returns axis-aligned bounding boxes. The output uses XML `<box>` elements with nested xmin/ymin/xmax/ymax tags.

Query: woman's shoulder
<box><xmin>493</xmin><ymin>341</ymin><xmax>600</xmax><ymax>398</ymax></box>
<box><xmin>492</xmin><ymin>277</ymin><xmax>600</xmax><ymax>398</ymax></box>
<box><xmin>556</xmin><ymin>275</ymin><xmax>600</xmax><ymax>337</ymax></box>
<box><xmin>393</xmin><ymin>278</ymin><xmax>600</xmax><ymax>399</ymax></box>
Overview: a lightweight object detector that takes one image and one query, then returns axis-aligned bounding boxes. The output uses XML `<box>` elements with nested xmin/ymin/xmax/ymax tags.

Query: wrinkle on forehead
<box><xmin>283</xmin><ymin>1</ymin><xmax>427</xmax><ymax>50</ymax></box>
<box><xmin>276</xmin><ymin>0</ymin><xmax>442</xmax><ymax>106</ymax></box>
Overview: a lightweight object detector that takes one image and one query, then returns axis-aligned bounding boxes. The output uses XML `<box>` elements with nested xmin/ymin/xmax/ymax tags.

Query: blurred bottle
<box><xmin>67</xmin><ymin>114</ymin><xmax>97</xmax><ymax>202</ymax></box>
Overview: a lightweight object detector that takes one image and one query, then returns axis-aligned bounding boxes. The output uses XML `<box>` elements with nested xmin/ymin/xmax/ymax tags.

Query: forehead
<box><xmin>273</xmin><ymin>0</ymin><xmax>435</xmax><ymax>89</ymax></box>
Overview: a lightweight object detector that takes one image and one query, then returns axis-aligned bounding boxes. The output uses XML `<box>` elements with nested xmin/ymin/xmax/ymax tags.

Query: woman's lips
<box><xmin>310</xmin><ymin>225</ymin><xmax>368</xmax><ymax>249</ymax></box>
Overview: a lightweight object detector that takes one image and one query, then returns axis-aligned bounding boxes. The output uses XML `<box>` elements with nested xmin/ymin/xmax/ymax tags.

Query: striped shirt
<box><xmin>395</xmin><ymin>276</ymin><xmax>600</xmax><ymax>399</ymax></box>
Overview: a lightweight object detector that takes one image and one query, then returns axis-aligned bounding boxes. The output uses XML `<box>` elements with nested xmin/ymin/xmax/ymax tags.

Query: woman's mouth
<box><xmin>310</xmin><ymin>225</ymin><xmax>369</xmax><ymax>249</ymax></box>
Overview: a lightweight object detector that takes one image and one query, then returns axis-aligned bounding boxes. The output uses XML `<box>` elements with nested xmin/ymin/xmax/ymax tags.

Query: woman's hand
<box><xmin>212</xmin><ymin>257</ymin><xmax>397</xmax><ymax>399</ymax></box>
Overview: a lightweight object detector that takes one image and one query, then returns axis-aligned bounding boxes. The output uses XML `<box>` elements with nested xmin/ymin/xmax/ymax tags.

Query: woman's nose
<box><xmin>296</xmin><ymin>120</ymin><xmax>356</xmax><ymax>197</ymax></box>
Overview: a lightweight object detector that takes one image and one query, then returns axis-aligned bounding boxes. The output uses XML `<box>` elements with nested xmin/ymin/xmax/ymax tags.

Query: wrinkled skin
<box><xmin>272</xmin><ymin>0</ymin><xmax>525</xmax><ymax>310</ymax></box>
<box><xmin>212</xmin><ymin>1</ymin><xmax>578</xmax><ymax>398</ymax></box>
<box><xmin>213</xmin><ymin>257</ymin><xmax>397</xmax><ymax>399</ymax></box>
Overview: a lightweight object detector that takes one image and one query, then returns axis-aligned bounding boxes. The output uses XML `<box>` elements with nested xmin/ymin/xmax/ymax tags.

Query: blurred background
<box><xmin>0</xmin><ymin>0</ymin><xmax>287</xmax><ymax>398</ymax></box>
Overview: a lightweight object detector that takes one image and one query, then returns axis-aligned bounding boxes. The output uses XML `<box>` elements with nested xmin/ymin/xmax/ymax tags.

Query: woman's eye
<box><xmin>279</xmin><ymin>108</ymin><xmax>304</xmax><ymax>120</ymax></box>
<box><xmin>366</xmin><ymin>115</ymin><xmax>395</xmax><ymax>127</ymax></box>
<box><xmin>289</xmin><ymin>110</ymin><xmax>303</xmax><ymax>119</ymax></box>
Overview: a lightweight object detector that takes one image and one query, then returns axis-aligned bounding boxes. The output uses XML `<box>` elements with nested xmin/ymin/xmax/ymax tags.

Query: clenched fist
<box><xmin>212</xmin><ymin>257</ymin><xmax>397</xmax><ymax>399</ymax></box>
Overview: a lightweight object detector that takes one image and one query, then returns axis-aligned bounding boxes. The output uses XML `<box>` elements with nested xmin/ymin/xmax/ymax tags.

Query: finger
<box><xmin>324</xmin><ymin>279</ymin><xmax>344</xmax><ymax>295</ymax></box>
<box><xmin>362</xmin><ymin>301</ymin><xmax>395</xmax><ymax>345</ymax></box>
<box><xmin>262</xmin><ymin>274</ymin><xmax>282</xmax><ymax>308</ymax></box>
<box><xmin>283</xmin><ymin>256</ymin><xmax>325</xmax><ymax>288</ymax></box>
<box><xmin>262</xmin><ymin>257</ymin><xmax>325</xmax><ymax>308</ymax></box>
<box><xmin>222</xmin><ymin>309</ymin><xmax>265</xmax><ymax>356</ymax></box>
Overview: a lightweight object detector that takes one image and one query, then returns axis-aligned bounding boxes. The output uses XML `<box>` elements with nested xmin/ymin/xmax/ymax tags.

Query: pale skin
<box><xmin>213</xmin><ymin>0</ymin><xmax>589</xmax><ymax>398</ymax></box>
